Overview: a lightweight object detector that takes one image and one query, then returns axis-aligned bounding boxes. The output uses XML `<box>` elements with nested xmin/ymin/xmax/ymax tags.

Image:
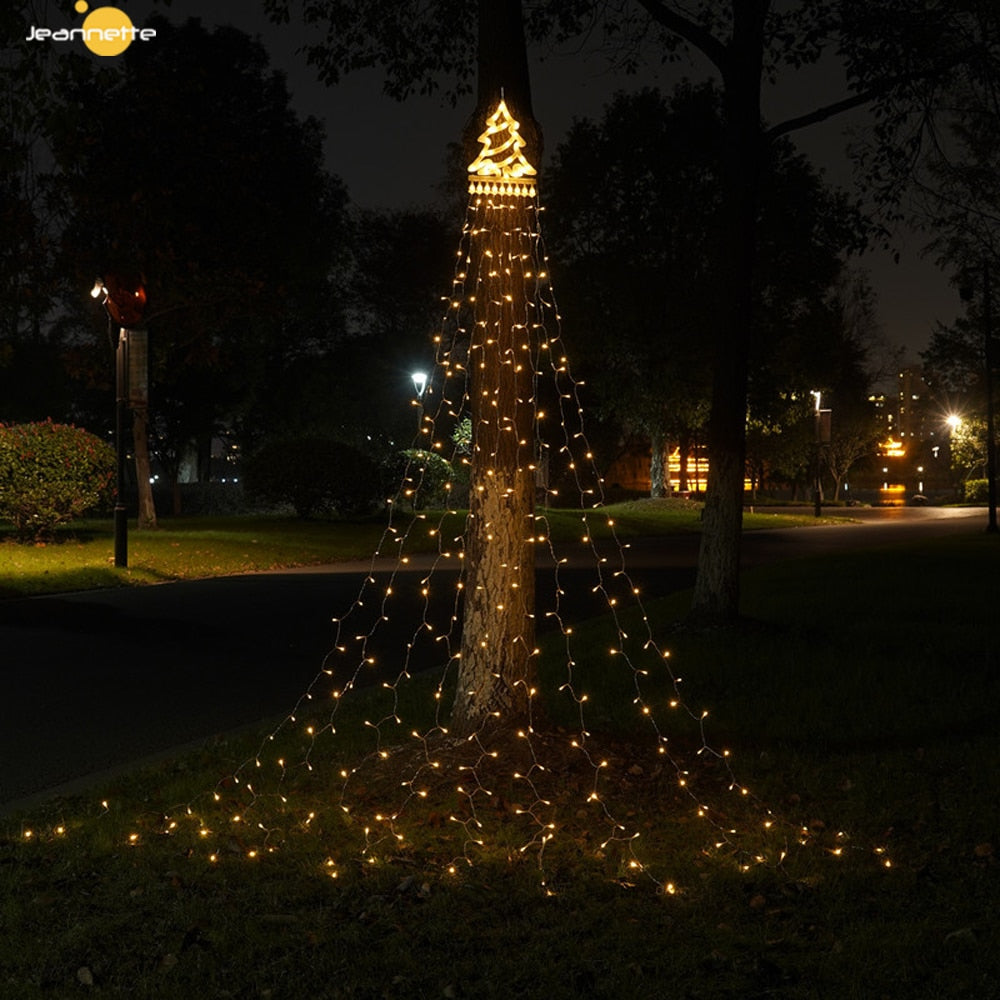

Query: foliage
<box><xmin>48</xmin><ymin>17</ymin><xmax>350</xmax><ymax>489</ymax></box>
<box><xmin>902</xmin><ymin>4</ymin><xmax>1000</xmax><ymax>257</ymax></box>
<box><xmin>242</xmin><ymin>438</ymin><xmax>382</xmax><ymax>518</ymax></box>
<box><xmin>246</xmin><ymin>207</ymin><xmax>458</xmax><ymax>454</ymax></box>
<box><xmin>950</xmin><ymin>416</ymin><xmax>989</xmax><ymax>482</ymax></box>
<box><xmin>824</xmin><ymin>406</ymin><xmax>882</xmax><ymax>500</ymax></box>
<box><xmin>262</xmin><ymin>0</ymin><xmax>1000</xmax><ymax>627</ymax></box>
<box><xmin>546</xmin><ymin>86</ymin><xmax>874</xmax><ymax>495</ymax></box>
<box><xmin>348</xmin><ymin>207</ymin><xmax>458</xmax><ymax>343</ymax></box>
<box><xmin>387</xmin><ymin>448</ymin><xmax>462</xmax><ymax>509</ymax></box>
<box><xmin>923</xmin><ymin>313</ymin><xmax>987</xmax><ymax>399</ymax></box>
<box><xmin>0</xmin><ymin>421</ymin><xmax>113</xmax><ymax>541</ymax></box>
<box><xmin>544</xmin><ymin>85</ymin><xmax>718</xmax><ymax>457</ymax></box>
<box><xmin>963</xmin><ymin>477</ymin><xmax>990</xmax><ymax>503</ymax></box>
<box><xmin>0</xmin><ymin>4</ymin><xmax>75</xmax><ymax>423</ymax></box>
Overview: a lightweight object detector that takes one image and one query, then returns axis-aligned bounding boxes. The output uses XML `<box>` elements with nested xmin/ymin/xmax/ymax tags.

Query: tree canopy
<box><xmin>543</xmin><ymin>83</ymin><xmax>874</xmax><ymax>494</ymax></box>
<box><xmin>48</xmin><ymin>17</ymin><xmax>350</xmax><ymax>490</ymax></box>
<box><xmin>264</xmin><ymin>0</ymin><xmax>1000</xmax><ymax>622</ymax></box>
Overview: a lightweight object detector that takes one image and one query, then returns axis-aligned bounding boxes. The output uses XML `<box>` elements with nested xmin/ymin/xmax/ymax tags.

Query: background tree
<box><xmin>0</xmin><ymin>4</ymin><xmax>71</xmax><ymax>422</ymax></box>
<box><xmin>949</xmin><ymin>415</ymin><xmax>990</xmax><ymax>486</ymax></box>
<box><xmin>912</xmin><ymin>42</ymin><xmax>1000</xmax><ymax>507</ymax></box>
<box><xmin>264</xmin><ymin>0</ymin><xmax>997</xmax><ymax>623</ymax></box>
<box><xmin>544</xmin><ymin>85</ymin><xmax>718</xmax><ymax>498</ymax></box>
<box><xmin>923</xmin><ymin>314</ymin><xmax>985</xmax><ymax>399</ymax></box>
<box><xmin>51</xmin><ymin>17</ymin><xmax>350</xmax><ymax>512</ymax></box>
<box><xmin>328</xmin><ymin>206</ymin><xmax>459</xmax><ymax>452</ymax></box>
<box><xmin>545</xmin><ymin>84</ymin><xmax>871</xmax><ymax>501</ymax></box>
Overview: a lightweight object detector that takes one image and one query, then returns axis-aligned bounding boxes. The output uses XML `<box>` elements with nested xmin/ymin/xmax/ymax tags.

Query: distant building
<box><xmin>865</xmin><ymin>366</ymin><xmax>954</xmax><ymax>500</ymax></box>
<box><xmin>898</xmin><ymin>366</ymin><xmax>931</xmax><ymax>446</ymax></box>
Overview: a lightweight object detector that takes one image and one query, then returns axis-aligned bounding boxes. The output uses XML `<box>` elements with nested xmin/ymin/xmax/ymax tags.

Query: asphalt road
<box><xmin>0</xmin><ymin>506</ymin><xmax>985</xmax><ymax>813</ymax></box>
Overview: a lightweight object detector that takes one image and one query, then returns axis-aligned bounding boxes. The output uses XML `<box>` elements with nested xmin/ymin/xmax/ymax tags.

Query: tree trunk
<box><xmin>451</xmin><ymin>0</ymin><xmax>541</xmax><ymax>736</ymax></box>
<box><xmin>689</xmin><ymin>3</ymin><xmax>766</xmax><ymax>626</ymax></box>
<box><xmin>452</xmin><ymin>195</ymin><xmax>539</xmax><ymax>734</ymax></box>
<box><xmin>649</xmin><ymin>428</ymin><xmax>669</xmax><ymax>497</ymax></box>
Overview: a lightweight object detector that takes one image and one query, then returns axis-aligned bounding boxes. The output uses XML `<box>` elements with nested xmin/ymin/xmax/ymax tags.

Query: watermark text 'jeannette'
<box><xmin>26</xmin><ymin>25</ymin><xmax>155</xmax><ymax>42</ymax></box>
<box><xmin>26</xmin><ymin>3</ymin><xmax>155</xmax><ymax>58</ymax></box>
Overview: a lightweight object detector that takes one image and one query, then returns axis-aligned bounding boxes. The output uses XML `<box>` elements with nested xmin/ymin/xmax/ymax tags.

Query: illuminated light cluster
<box><xmin>467</xmin><ymin>99</ymin><xmax>538</xmax><ymax>198</ymax></box>
<box><xmin>469</xmin><ymin>178</ymin><xmax>538</xmax><ymax>198</ymax></box>
<box><xmin>109</xmin><ymin>98</ymin><xmax>876</xmax><ymax>889</ymax></box>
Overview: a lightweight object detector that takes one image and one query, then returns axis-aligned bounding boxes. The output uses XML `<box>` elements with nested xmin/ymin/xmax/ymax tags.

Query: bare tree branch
<box><xmin>766</xmin><ymin>46</ymin><xmax>981</xmax><ymax>141</ymax></box>
<box><xmin>631</xmin><ymin>0</ymin><xmax>729</xmax><ymax>73</ymax></box>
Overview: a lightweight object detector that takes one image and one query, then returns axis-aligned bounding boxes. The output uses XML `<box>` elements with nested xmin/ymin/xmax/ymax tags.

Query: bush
<box><xmin>243</xmin><ymin>437</ymin><xmax>381</xmax><ymax>518</ymax></box>
<box><xmin>964</xmin><ymin>478</ymin><xmax>989</xmax><ymax>503</ymax></box>
<box><xmin>386</xmin><ymin>449</ymin><xmax>464</xmax><ymax>509</ymax></box>
<box><xmin>0</xmin><ymin>421</ymin><xmax>115</xmax><ymax>541</ymax></box>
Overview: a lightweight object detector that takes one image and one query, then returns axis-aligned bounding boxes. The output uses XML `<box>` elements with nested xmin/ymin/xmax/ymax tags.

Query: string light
<box><xmin>9</xmin><ymin>99</ymin><xmax>895</xmax><ymax>890</ymax></box>
<box><xmin>467</xmin><ymin>99</ymin><xmax>537</xmax><ymax>198</ymax></box>
<box><xmin>169</xmin><ymin>100</ymin><xmax>770</xmax><ymax>882</ymax></box>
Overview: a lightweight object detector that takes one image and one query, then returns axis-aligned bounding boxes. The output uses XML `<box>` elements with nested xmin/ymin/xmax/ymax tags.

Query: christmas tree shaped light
<box><xmin>467</xmin><ymin>98</ymin><xmax>538</xmax><ymax>197</ymax></box>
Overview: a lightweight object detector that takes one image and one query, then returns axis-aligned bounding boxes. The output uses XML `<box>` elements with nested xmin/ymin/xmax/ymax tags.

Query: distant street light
<box><xmin>411</xmin><ymin>371</ymin><xmax>428</xmax><ymax>439</ymax></box>
<box><xmin>91</xmin><ymin>272</ymin><xmax>147</xmax><ymax>566</ymax></box>
<box><xmin>810</xmin><ymin>390</ymin><xmax>831</xmax><ymax>518</ymax></box>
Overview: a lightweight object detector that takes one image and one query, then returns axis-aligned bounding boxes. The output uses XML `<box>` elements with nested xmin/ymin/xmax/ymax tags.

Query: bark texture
<box><xmin>452</xmin><ymin>196</ymin><xmax>539</xmax><ymax>734</ymax></box>
<box><xmin>688</xmin><ymin>2</ymin><xmax>766</xmax><ymax>625</ymax></box>
<box><xmin>451</xmin><ymin>0</ymin><xmax>543</xmax><ymax>734</ymax></box>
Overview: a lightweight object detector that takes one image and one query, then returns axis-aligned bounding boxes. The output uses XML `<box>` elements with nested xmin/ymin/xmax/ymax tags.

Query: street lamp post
<box><xmin>91</xmin><ymin>273</ymin><xmax>148</xmax><ymax>567</ymax></box>
<box><xmin>411</xmin><ymin>371</ymin><xmax>428</xmax><ymax>438</ymax></box>
<box><xmin>113</xmin><ymin>326</ymin><xmax>129</xmax><ymax>566</ymax></box>
<box><xmin>810</xmin><ymin>391</ymin><xmax>831</xmax><ymax>518</ymax></box>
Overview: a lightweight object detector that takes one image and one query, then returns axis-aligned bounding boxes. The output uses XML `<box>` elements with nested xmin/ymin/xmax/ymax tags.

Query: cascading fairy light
<box><xmin>130</xmin><ymin>97</ymin><xmax>876</xmax><ymax>884</ymax></box>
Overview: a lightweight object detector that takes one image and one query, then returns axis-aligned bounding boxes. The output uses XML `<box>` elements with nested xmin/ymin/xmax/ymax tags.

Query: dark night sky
<box><xmin>66</xmin><ymin>0</ymin><xmax>963</xmax><ymax>362</ymax></box>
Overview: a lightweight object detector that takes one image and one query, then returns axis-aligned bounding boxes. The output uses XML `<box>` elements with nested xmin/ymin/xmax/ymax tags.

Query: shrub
<box><xmin>243</xmin><ymin>437</ymin><xmax>381</xmax><ymax>518</ymax></box>
<box><xmin>386</xmin><ymin>449</ymin><xmax>463</xmax><ymax>509</ymax></box>
<box><xmin>0</xmin><ymin>421</ymin><xmax>115</xmax><ymax>541</ymax></box>
<box><xmin>964</xmin><ymin>478</ymin><xmax>989</xmax><ymax>503</ymax></box>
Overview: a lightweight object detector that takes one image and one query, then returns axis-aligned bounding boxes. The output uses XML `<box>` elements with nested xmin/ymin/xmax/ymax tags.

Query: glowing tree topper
<box><xmin>467</xmin><ymin>98</ymin><xmax>538</xmax><ymax>197</ymax></box>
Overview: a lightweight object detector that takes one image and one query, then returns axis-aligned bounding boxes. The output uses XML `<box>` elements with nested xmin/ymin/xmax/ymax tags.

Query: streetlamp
<box><xmin>810</xmin><ymin>390</ymin><xmax>831</xmax><ymax>518</ymax></box>
<box><xmin>411</xmin><ymin>371</ymin><xmax>428</xmax><ymax>438</ymax></box>
<box><xmin>91</xmin><ymin>272</ymin><xmax>147</xmax><ymax>567</ymax></box>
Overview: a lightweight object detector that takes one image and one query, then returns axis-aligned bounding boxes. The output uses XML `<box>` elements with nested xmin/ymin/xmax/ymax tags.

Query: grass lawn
<box><xmin>1</xmin><ymin>524</ymin><xmax>998</xmax><ymax>998</ymax></box>
<box><xmin>0</xmin><ymin>498</ymin><xmax>830</xmax><ymax>599</ymax></box>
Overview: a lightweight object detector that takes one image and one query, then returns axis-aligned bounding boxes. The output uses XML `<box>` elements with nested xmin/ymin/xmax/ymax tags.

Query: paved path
<box><xmin>0</xmin><ymin>506</ymin><xmax>985</xmax><ymax>813</ymax></box>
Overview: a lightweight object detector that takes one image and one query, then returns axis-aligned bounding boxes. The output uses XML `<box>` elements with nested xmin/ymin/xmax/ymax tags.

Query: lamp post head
<box><xmin>104</xmin><ymin>272</ymin><xmax>147</xmax><ymax>328</ymax></box>
<box><xmin>411</xmin><ymin>371</ymin><xmax>428</xmax><ymax>398</ymax></box>
<box><xmin>91</xmin><ymin>272</ymin><xmax>146</xmax><ymax>328</ymax></box>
